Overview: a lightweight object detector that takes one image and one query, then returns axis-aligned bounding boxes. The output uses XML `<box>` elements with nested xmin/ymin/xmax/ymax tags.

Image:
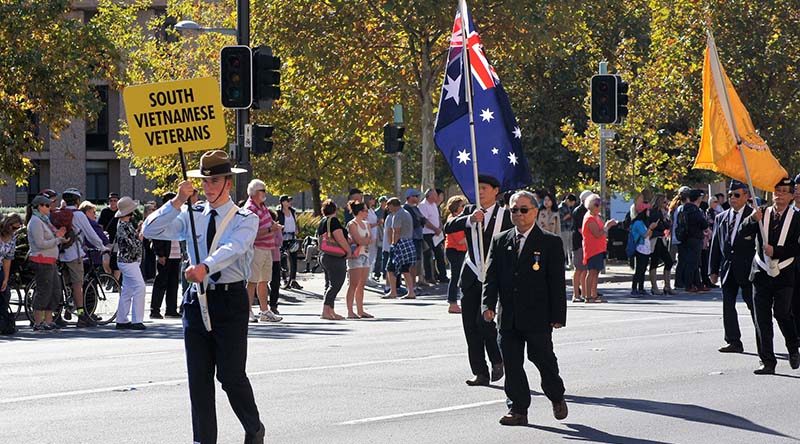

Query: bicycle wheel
<box><xmin>23</xmin><ymin>280</ymin><xmax>36</xmax><ymax>324</ymax></box>
<box><xmin>11</xmin><ymin>286</ymin><xmax>24</xmax><ymax>319</ymax></box>
<box><xmin>86</xmin><ymin>273</ymin><xmax>120</xmax><ymax>325</ymax></box>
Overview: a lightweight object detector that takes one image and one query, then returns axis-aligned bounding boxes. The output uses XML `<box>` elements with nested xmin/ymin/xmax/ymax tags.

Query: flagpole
<box><xmin>459</xmin><ymin>0</ymin><xmax>486</xmax><ymax>280</ymax></box>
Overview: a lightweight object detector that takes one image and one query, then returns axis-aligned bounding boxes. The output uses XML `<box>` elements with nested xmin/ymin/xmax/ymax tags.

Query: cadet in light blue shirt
<box><xmin>142</xmin><ymin>150</ymin><xmax>265</xmax><ymax>444</ymax></box>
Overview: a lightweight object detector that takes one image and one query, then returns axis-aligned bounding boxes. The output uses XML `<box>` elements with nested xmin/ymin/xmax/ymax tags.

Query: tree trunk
<box><xmin>418</xmin><ymin>42</ymin><xmax>436</xmax><ymax>193</ymax></box>
<box><xmin>309</xmin><ymin>177</ymin><xmax>322</xmax><ymax>216</ymax></box>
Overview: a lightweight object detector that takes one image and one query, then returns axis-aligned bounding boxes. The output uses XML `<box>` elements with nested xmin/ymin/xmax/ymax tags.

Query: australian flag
<box><xmin>434</xmin><ymin>1</ymin><xmax>531</xmax><ymax>204</ymax></box>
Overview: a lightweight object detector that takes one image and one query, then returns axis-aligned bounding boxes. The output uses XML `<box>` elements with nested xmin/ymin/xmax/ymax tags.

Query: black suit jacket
<box><xmin>482</xmin><ymin>225</ymin><xmax>566</xmax><ymax>332</ymax></box>
<box><xmin>709</xmin><ymin>205</ymin><xmax>755</xmax><ymax>287</ymax></box>
<box><xmin>444</xmin><ymin>204</ymin><xmax>513</xmax><ymax>291</ymax></box>
<box><xmin>739</xmin><ymin>206</ymin><xmax>800</xmax><ymax>287</ymax></box>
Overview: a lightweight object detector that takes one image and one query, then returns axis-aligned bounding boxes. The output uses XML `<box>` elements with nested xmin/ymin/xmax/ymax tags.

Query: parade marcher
<box><xmin>445</xmin><ymin>196</ymin><xmax>467</xmax><ymax>314</ymax></box>
<box><xmin>114</xmin><ymin>197</ymin><xmax>146</xmax><ymax>331</ymax></box>
<box><xmin>709</xmin><ymin>181</ymin><xmax>757</xmax><ymax>354</ymax></box>
<box><xmin>444</xmin><ymin>175</ymin><xmax>509</xmax><ymax>386</ymax></box>
<box><xmin>482</xmin><ymin>190</ymin><xmax>568</xmax><ymax>426</ymax></box>
<box><xmin>27</xmin><ymin>196</ymin><xmax>68</xmax><ymax>332</ymax></box>
<box><xmin>740</xmin><ymin>177</ymin><xmax>800</xmax><ymax>374</ymax></box>
<box><xmin>277</xmin><ymin>195</ymin><xmax>302</xmax><ymax>290</ymax></box>
<box><xmin>794</xmin><ymin>173</ymin><xmax>800</xmax><ymax>338</ymax></box>
<box><xmin>244</xmin><ymin>180</ymin><xmax>282</xmax><ymax>323</ymax></box>
<box><xmin>142</xmin><ymin>150</ymin><xmax>265</xmax><ymax>443</ymax></box>
<box><xmin>150</xmin><ymin>192</ymin><xmax>182</xmax><ymax>320</ymax></box>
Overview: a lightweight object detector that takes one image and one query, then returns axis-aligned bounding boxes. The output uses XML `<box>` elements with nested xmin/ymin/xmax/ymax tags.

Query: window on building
<box><xmin>86</xmin><ymin>161</ymin><xmax>109</xmax><ymax>202</ymax></box>
<box><xmin>86</xmin><ymin>85</ymin><xmax>109</xmax><ymax>151</ymax></box>
<box><xmin>15</xmin><ymin>160</ymin><xmax>43</xmax><ymax>205</ymax></box>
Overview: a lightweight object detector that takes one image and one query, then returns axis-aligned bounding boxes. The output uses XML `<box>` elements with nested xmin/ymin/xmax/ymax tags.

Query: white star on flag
<box><xmin>507</xmin><ymin>152</ymin><xmax>519</xmax><ymax>165</ymax></box>
<box><xmin>457</xmin><ymin>149</ymin><xmax>471</xmax><ymax>164</ymax></box>
<box><xmin>513</xmin><ymin>127</ymin><xmax>522</xmax><ymax>139</ymax></box>
<box><xmin>491</xmin><ymin>147</ymin><xmax>499</xmax><ymax>155</ymax></box>
<box><xmin>480</xmin><ymin>108</ymin><xmax>494</xmax><ymax>122</ymax></box>
<box><xmin>443</xmin><ymin>73</ymin><xmax>462</xmax><ymax>105</ymax></box>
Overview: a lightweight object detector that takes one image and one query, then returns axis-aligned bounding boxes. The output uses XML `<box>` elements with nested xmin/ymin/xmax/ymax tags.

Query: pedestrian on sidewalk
<box><xmin>582</xmin><ymin>194</ymin><xmax>616</xmax><ymax>303</ymax></box>
<box><xmin>150</xmin><ymin>192</ymin><xmax>182</xmax><ymax>320</ymax></box>
<box><xmin>114</xmin><ymin>197</ymin><xmax>146</xmax><ymax>331</ymax></box>
<box><xmin>142</xmin><ymin>150</ymin><xmax>266</xmax><ymax>443</ymax></box>
<box><xmin>383</xmin><ymin>198</ymin><xmax>417</xmax><ymax>300</ymax></box>
<box><xmin>482</xmin><ymin>190</ymin><xmax>568</xmax><ymax>426</ymax></box>
<box><xmin>267</xmin><ymin>207</ymin><xmax>284</xmax><ymax>315</ymax></box>
<box><xmin>536</xmin><ymin>193</ymin><xmax>560</xmax><ymax>235</ymax></box>
<box><xmin>345</xmin><ymin>200</ymin><xmax>374</xmax><ymax>319</ymax></box>
<box><xmin>318</xmin><ymin>199</ymin><xmax>350</xmax><ymax>320</ymax></box>
<box><xmin>558</xmin><ymin>194</ymin><xmax>576</xmax><ymax>270</ymax></box>
<box><xmin>670</xmin><ymin>187</ymin><xmax>691</xmax><ymax>289</ymax></box>
<box><xmin>444</xmin><ymin>195</ymin><xmax>467</xmax><ymax>314</ymax></box>
<box><xmin>245</xmin><ymin>180</ymin><xmax>282</xmax><ymax>323</ymax></box>
<box><xmin>570</xmin><ymin>190</ymin><xmax>592</xmax><ymax>302</ymax></box>
<box><xmin>27</xmin><ymin>196</ymin><xmax>68</xmax><ymax>332</ymax></box>
<box><xmin>278</xmin><ymin>195</ymin><xmax>302</xmax><ymax>290</ymax></box>
<box><xmin>648</xmin><ymin>195</ymin><xmax>674</xmax><ymax>295</ymax></box>
<box><xmin>629</xmin><ymin>205</ymin><xmax>656</xmax><ymax>296</ymax></box>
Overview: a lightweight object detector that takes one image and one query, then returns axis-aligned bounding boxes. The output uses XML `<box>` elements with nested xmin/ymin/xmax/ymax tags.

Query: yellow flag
<box><xmin>694</xmin><ymin>32</ymin><xmax>787</xmax><ymax>192</ymax></box>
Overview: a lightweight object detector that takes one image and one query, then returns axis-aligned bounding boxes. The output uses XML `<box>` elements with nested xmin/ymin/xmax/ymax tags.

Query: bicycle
<box><xmin>24</xmin><ymin>251</ymin><xmax>121</xmax><ymax>326</ymax></box>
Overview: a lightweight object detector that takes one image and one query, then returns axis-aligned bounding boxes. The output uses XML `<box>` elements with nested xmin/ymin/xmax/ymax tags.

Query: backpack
<box><xmin>625</xmin><ymin>221</ymin><xmax>644</xmax><ymax>258</ymax></box>
<box><xmin>675</xmin><ymin>209</ymin><xmax>689</xmax><ymax>243</ymax></box>
<box><xmin>50</xmin><ymin>208</ymin><xmax>77</xmax><ymax>249</ymax></box>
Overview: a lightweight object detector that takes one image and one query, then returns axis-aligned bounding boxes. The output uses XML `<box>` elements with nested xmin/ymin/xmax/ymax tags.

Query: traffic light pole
<box><xmin>598</xmin><ymin>61</ymin><xmax>608</xmax><ymax>219</ymax></box>
<box><xmin>235</xmin><ymin>0</ymin><xmax>251</xmax><ymax>202</ymax></box>
<box><xmin>394</xmin><ymin>104</ymin><xmax>403</xmax><ymax>196</ymax></box>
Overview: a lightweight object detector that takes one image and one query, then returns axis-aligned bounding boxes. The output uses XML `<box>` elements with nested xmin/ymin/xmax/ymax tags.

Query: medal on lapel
<box><xmin>532</xmin><ymin>252</ymin><xmax>541</xmax><ymax>271</ymax></box>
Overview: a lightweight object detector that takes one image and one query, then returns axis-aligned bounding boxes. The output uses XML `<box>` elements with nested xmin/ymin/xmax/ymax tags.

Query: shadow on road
<box><xmin>529</xmin><ymin>423</ymin><xmax>673</xmax><ymax>444</ymax></box>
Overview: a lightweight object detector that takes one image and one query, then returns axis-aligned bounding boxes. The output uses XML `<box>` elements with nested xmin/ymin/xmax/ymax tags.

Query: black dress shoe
<box><xmin>150</xmin><ymin>312</ymin><xmax>163</xmax><ymax>319</ymax></box>
<box><xmin>753</xmin><ymin>365</ymin><xmax>775</xmax><ymax>375</ymax></box>
<box><xmin>465</xmin><ymin>375</ymin><xmax>490</xmax><ymax>386</ymax></box>
<box><xmin>129</xmin><ymin>323</ymin><xmax>147</xmax><ymax>330</ymax></box>
<box><xmin>790</xmin><ymin>352</ymin><xmax>800</xmax><ymax>370</ymax></box>
<box><xmin>499</xmin><ymin>411</ymin><xmax>528</xmax><ymax>426</ymax></box>
<box><xmin>164</xmin><ymin>312</ymin><xmax>182</xmax><ymax>319</ymax></box>
<box><xmin>552</xmin><ymin>399</ymin><xmax>568</xmax><ymax>420</ymax></box>
<box><xmin>491</xmin><ymin>363</ymin><xmax>504</xmax><ymax>382</ymax></box>
<box><xmin>116</xmin><ymin>322</ymin><xmax>132</xmax><ymax>330</ymax></box>
<box><xmin>718</xmin><ymin>344</ymin><xmax>744</xmax><ymax>353</ymax></box>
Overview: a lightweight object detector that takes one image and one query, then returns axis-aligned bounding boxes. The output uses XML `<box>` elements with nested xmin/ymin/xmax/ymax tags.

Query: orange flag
<box><xmin>694</xmin><ymin>31</ymin><xmax>787</xmax><ymax>192</ymax></box>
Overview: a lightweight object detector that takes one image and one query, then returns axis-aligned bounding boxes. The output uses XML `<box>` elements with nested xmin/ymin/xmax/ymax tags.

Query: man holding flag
<box><xmin>437</xmin><ymin>1</ymin><xmax>531</xmax><ymax>387</ymax></box>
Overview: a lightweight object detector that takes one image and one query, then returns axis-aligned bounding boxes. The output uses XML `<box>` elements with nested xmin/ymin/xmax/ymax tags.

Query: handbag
<box><xmin>320</xmin><ymin>217</ymin><xmax>347</xmax><ymax>257</ymax></box>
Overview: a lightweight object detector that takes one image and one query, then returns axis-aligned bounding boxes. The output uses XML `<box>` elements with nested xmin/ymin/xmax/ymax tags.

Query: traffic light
<box><xmin>252</xmin><ymin>46</ymin><xmax>281</xmax><ymax>109</ymax></box>
<box><xmin>220</xmin><ymin>45</ymin><xmax>252</xmax><ymax>109</ymax></box>
<box><xmin>383</xmin><ymin>123</ymin><xmax>405</xmax><ymax>153</ymax></box>
<box><xmin>590</xmin><ymin>74</ymin><xmax>617</xmax><ymax>124</ymax></box>
<box><xmin>615</xmin><ymin>76</ymin><xmax>629</xmax><ymax>124</ymax></box>
<box><xmin>252</xmin><ymin>124</ymin><xmax>274</xmax><ymax>155</ymax></box>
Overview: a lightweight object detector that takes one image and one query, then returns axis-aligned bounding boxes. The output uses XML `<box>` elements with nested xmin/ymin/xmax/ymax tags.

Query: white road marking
<box><xmin>338</xmin><ymin>399</ymin><xmax>507</xmax><ymax>425</ymax></box>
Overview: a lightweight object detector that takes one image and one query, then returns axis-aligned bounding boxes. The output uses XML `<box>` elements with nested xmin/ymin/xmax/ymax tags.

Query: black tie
<box><xmin>515</xmin><ymin>233</ymin><xmax>525</xmax><ymax>257</ymax></box>
<box><xmin>727</xmin><ymin>211</ymin><xmax>737</xmax><ymax>243</ymax></box>
<box><xmin>206</xmin><ymin>209</ymin><xmax>221</xmax><ymax>282</ymax></box>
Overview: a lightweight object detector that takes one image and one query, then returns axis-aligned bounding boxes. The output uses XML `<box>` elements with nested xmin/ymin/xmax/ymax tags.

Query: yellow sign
<box><xmin>123</xmin><ymin>77</ymin><xmax>227</xmax><ymax>157</ymax></box>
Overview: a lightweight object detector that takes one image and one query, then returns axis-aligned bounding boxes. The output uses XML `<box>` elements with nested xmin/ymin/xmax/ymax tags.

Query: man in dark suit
<box><xmin>444</xmin><ymin>175</ymin><xmax>511</xmax><ymax>386</ymax></box>
<box><xmin>709</xmin><ymin>181</ymin><xmax>757</xmax><ymax>354</ymax></box>
<box><xmin>482</xmin><ymin>190</ymin><xmax>568</xmax><ymax>426</ymax></box>
<box><xmin>740</xmin><ymin>177</ymin><xmax>800</xmax><ymax>374</ymax></box>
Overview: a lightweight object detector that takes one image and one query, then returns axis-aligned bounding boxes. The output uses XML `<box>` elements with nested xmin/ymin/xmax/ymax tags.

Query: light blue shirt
<box><xmin>142</xmin><ymin>198</ymin><xmax>258</xmax><ymax>284</ymax></box>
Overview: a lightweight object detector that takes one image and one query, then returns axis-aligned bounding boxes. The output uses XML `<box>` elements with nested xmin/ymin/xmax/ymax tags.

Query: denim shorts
<box><xmin>347</xmin><ymin>254</ymin><xmax>371</xmax><ymax>270</ymax></box>
<box><xmin>586</xmin><ymin>252</ymin><xmax>606</xmax><ymax>270</ymax></box>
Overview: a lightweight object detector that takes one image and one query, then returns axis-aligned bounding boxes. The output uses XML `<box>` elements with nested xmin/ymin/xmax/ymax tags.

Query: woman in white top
<box><xmin>345</xmin><ymin>200</ymin><xmax>373</xmax><ymax>319</ymax></box>
<box><xmin>537</xmin><ymin>193</ymin><xmax>561</xmax><ymax>234</ymax></box>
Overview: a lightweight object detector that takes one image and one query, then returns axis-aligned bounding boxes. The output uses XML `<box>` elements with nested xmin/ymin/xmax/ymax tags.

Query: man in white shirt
<box><xmin>418</xmin><ymin>189</ymin><xmax>448</xmax><ymax>284</ymax></box>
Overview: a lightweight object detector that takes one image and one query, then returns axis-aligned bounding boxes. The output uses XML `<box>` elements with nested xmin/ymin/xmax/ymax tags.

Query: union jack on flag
<box><xmin>434</xmin><ymin>0</ymin><xmax>531</xmax><ymax>203</ymax></box>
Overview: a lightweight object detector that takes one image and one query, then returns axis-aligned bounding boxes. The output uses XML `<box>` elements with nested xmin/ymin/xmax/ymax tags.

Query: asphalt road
<box><xmin>2</xmin><ymin>271</ymin><xmax>798</xmax><ymax>444</ymax></box>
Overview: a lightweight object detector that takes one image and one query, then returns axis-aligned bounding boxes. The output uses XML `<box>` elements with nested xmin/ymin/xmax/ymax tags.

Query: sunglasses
<box><xmin>728</xmin><ymin>192</ymin><xmax>742</xmax><ymax>198</ymax></box>
<box><xmin>593</xmin><ymin>202</ymin><xmax>601</xmax><ymax>207</ymax></box>
<box><xmin>39</xmin><ymin>203</ymin><xmax>51</xmax><ymax>208</ymax></box>
<box><xmin>510</xmin><ymin>207</ymin><xmax>532</xmax><ymax>214</ymax></box>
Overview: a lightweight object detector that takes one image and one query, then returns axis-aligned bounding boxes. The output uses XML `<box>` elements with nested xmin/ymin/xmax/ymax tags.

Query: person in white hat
<box><xmin>113</xmin><ymin>197</ymin><xmax>146</xmax><ymax>331</ymax></box>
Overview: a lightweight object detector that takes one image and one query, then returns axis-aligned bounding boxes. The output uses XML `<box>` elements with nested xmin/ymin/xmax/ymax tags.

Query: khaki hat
<box><xmin>187</xmin><ymin>150</ymin><xmax>246</xmax><ymax>178</ymax></box>
<box><xmin>114</xmin><ymin>196</ymin><xmax>137</xmax><ymax>218</ymax></box>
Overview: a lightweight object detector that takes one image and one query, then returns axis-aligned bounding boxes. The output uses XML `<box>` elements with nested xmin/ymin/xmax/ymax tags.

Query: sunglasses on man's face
<box><xmin>510</xmin><ymin>207</ymin><xmax>532</xmax><ymax>214</ymax></box>
<box><xmin>39</xmin><ymin>203</ymin><xmax>50</xmax><ymax>208</ymax></box>
<box><xmin>728</xmin><ymin>192</ymin><xmax>742</xmax><ymax>198</ymax></box>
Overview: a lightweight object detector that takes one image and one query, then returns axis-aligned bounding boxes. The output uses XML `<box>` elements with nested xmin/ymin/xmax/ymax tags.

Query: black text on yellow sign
<box><xmin>123</xmin><ymin>77</ymin><xmax>228</xmax><ymax>158</ymax></box>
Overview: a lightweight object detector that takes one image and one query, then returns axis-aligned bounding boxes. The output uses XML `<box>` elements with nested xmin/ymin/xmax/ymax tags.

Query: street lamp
<box><xmin>174</xmin><ymin>20</ymin><xmax>236</xmax><ymax>36</ymax></box>
<box><xmin>129</xmin><ymin>166</ymin><xmax>138</xmax><ymax>201</ymax></box>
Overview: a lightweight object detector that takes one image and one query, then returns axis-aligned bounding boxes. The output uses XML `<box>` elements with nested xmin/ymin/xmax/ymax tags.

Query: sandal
<box><xmin>571</xmin><ymin>297</ymin><xmax>585</xmax><ymax>303</ymax></box>
<box><xmin>347</xmin><ymin>314</ymin><xmax>361</xmax><ymax>319</ymax></box>
<box><xmin>358</xmin><ymin>313</ymin><xmax>374</xmax><ymax>319</ymax></box>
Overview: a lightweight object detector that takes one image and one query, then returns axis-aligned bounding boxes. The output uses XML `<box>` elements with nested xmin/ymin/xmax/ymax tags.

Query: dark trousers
<box><xmin>753</xmin><ymin>277</ymin><xmax>800</xmax><ymax>367</ymax></box>
<box><xmin>445</xmin><ymin>249</ymin><xmax>465</xmax><ymax>303</ymax></box>
<box><xmin>373</xmin><ymin>246</ymin><xmax>384</xmax><ymax>277</ymax></box>
<box><xmin>422</xmin><ymin>234</ymin><xmax>448</xmax><ymax>282</ymax></box>
<box><xmin>721</xmin><ymin>278</ymin><xmax>756</xmax><ymax>349</ymax></box>
<box><xmin>499</xmin><ymin>328</ymin><xmax>565</xmax><ymax>415</ymax></box>
<box><xmin>281</xmin><ymin>240</ymin><xmax>298</xmax><ymax>281</ymax></box>
<box><xmin>461</xmin><ymin>284</ymin><xmax>502</xmax><ymax>376</ymax></box>
<box><xmin>675</xmin><ymin>243</ymin><xmax>687</xmax><ymax>288</ymax></box>
<box><xmin>183</xmin><ymin>286</ymin><xmax>261</xmax><ymax>444</ymax></box>
<box><xmin>320</xmin><ymin>253</ymin><xmax>347</xmax><ymax>308</ymax></box>
<box><xmin>151</xmin><ymin>258</ymin><xmax>180</xmax><ymax>315</ymax></box>
<box><xmin>794</xmin><ymin>270</ymin><xmax>800</xmax><ymax>339</ymax></box>
<box><xmin>269</xmin><ymin>261</ymin><xmax>281</xmax><ymax>310</ymax></box>
<box><xmin>701</xmin><ymin>248</ymin><xmax>712</xmax><ymax>285</ymax></box>
<box><xmin>649</xmin><ymin>237</ymin><xmax>673</xmax><ymax>271</ymax></box>
<box><xmin>633</xmin><ymin>252</ymin><xmax>649</xmax><ymax>291</ymax></box>
<box><xmin>680</xmin><ymin>238</ymin><xmax>702</xmax><ymax>289</ymax></box>
<box><xmin>141</xmin><ymin>242</ymin><xmax>156</xmax><ymax>281</ymax></box>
